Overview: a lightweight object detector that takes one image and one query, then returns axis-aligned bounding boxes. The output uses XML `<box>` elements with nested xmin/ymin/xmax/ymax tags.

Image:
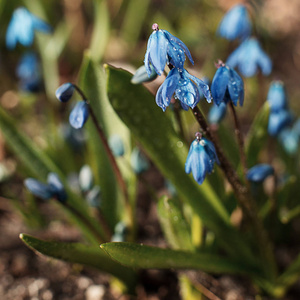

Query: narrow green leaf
<box><xmin>157</xmin><ymin>196</ymin><xmax>194</xmax><ymax>251</ymax></box>
<box><xmin>20</xmin><ymin>233</ymin><xmax>136</xmax><ymax>291</ymax></box>
<box><xmin>101</xmin><ymin>242</ymin><xmax>259</xmax><ymax>276</ymax></box>
<box><xmin>105</xmin><ymin>65</ymin><xmax>257</xmax><ymax>263</ymax></box>
<box><xmin>246</xmin><ymin>102</ymin><xmax>270</xmax><ymax>167</ymax></box>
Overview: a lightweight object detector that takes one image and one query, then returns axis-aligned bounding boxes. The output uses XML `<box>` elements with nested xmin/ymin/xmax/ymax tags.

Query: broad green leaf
<box><xmin>101</xmin><ymin>242</ymin><xmax>259</xmax><ymax>276</ymax></box>
<box><xmin>20</xmin><ymin>234</ymin><xmax>136</xmax><ymax>291</ymax></box>
<box><xmin>89</xmin><ymin>0</ymin><xmax>110</xmax><ymax>63</ymax></box>
<box><xmin>246</xmin><ymin>102</ymin><xmax>270</xmax><ymax>167</ymax></box>
<box><xmin>105</xmin><ymin>65</ymin><xmax>257</xmax><ymax>263</ymax></box>
<box><xmin>157</xmin><ymin>196</ymin><xmax>194</xmax><ymax>251</ymax></box>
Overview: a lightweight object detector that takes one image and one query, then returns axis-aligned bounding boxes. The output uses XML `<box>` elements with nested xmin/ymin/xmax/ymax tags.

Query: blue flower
<box><xmin>79</xmin><ymin>165</ymin><xmax>94</xmax><ymax>192</ymax></box>
<box><xmin>108</xmin><ymin>134</ymin><xmax>125</xmax><ymax>157</ymax></box>
<box><xmin>69</xmin><ymin>101</ymin><xmax>89</xmax><ymax>129</ymax></box>
<box><xmin>156</xmin><ymin>68</ymin><xmax>211</xmax><ymax>111</ymax></box>
<box><xmin>217</xmin><ymin>4</ymin><xmax>251</xmax><ymax>41</ymax></box>
<box><xmin>24</xmin><ymin>178</ymin><xmax>54</xmax><ymax>200</ymax></box>
<box><xmin>211</xmin><ymin>64</ymin><xmax>244</xmax><ymax>106</ymax></box>
<box><xmin>47</xmin><ymin>173</ymin><xmax>67</xmax><ymax>203</ymax></box>
<box><xmin>144</xmin><ymin>23</ymin><xmax>194</xmax><ymax>77</ymax></box>
<box><xmin>246</xmin><ymin>164</ymin><xmax>274</xmax><ymax>183</ymax></box>
<box><xmin>208</xmin><ymin>102</ymin><xmax>227</xmax><ymax>124</ymax></box>
<box><xmin>278</xmin><ymin>128</ymin><xmax>299</xmax><ymax>155</ymax></box>
<box><xmin>131</xmin><ymin>65</ymin><xmax>157</xmax><ymax>84</ymax></box>
<box><xmin>6</xmin><ymin>7</ymin><xmax>51</xmax><ymax>49</ymax></box>
<box><xmin>130</xmin><ymin>148</ymin><xmax>149</xmax><ymax>174</ymax></box>
<box><xmin>185</xmin><ymin>135</ymin><xmax>219</xmax><ymax>185</ymax></box>
<box><xmin>56</xmin><ymin>83</ymin><xmax>75</xmax><ymax>103</ymax></box>
<box><xmin>86</xmin><ymin>185</ymin><xmax>101</xmax><ymax>208</ymax></box>
<box><xmin>226</xmin><ymin>38</ymin><xmax>272</xmax><ymax>77</ymax></box>
<box><xmin>267</xmin><ymin>81</ymin><xmax>287</xmax><ymax>111</ymax></box>
<box><xmin>16</xmin><ymin>52</ymin><xmax>41</xmax><ymax>92</ymax></box>
<box><xmin>268</xmin><ymin>110</ymin><xmax>293</xmax><ymax>136</ymax></box>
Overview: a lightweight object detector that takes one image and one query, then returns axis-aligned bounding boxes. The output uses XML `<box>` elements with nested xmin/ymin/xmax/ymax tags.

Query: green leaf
<box><xmin>0</xmin><ymin>105</ymin><xmax>61</xmax><ymax>180</ymax></box>
<box><xmin>246</xmin><ymin>102</ymin><xmax>270</xmax><ymax>167</ymax></box>
<box><xmin>101</xmin><ymin>242</ymin><xmax>259</xmax><ymax>276</ymax></box>
<box><xmin>157</xmin><ymin>196</ymin><xmax>194</xmax><ymax>251</ymax></box>
<box><xmin>105</xmin><ymin>65</ymin><xmax>256</xmax><ymax>263</ymax></box>
<box><xmin>20</xmin><ymin>233</ymin><xmax>136</xmax><ymax>291</ymax></box>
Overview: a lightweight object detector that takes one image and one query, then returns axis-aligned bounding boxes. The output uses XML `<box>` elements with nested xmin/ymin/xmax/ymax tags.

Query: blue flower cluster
<box><xmin>144</xmin><ymin>23</ymin><xmax>211</xmax><ymax>111</ymax></box>
<box><xmin>6</xmin><ymin>7</ymin><xmax>51</xmax><ymax>49</ymax></box>
<box><xmin>25</xmin><ymin>173</ymin><xmax>67</xmax><ymax>203</ymax></box>
<box><xmin>218</xmin><ymin>4</ymin><xmax>272</xmax><ymax>77</ymax></box>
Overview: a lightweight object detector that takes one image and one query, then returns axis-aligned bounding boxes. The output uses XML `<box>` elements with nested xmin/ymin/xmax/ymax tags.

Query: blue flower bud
<box><xmin>211</xmin><ymin>64</ymin><xmax>244</xmax><ymax>106</ymax></box>
<box><xmin>86</xmin><ymin>185</ymin><xmax>101</xmax><ymax>208</ymax></box>
<box><xmin>267</xmin><ymin>81</ymin><xmax>287</xmax><ymax>112</ymax></box>
<box><xmin>144</xmin><ymin>23</ymin><xmax>194</xmax><ymax>76</ymax></box>
<box><xmin>185</xmin><ymin>136</ymin><xmax>219</xmax><ymax>185</ymax></box>
<box><xmin>278</xmin><ymin>128</ymin><xmax>299</xmax><ymax>155</ymax></box>
<box><xmin>56</xmin><ymin>83</ymin><xmax>75</xmax><ymax>103</ymax></box>
<box><xmin>130</xmin><ymin>148</ymin><xmax>149</xmax><ymax>174</ymax></box>
<box><xmin>226</xmin><ymin>38</ymin><xmax>272</xmax><ymax>77</ymax></box>
<box><xmin>79</xmin><ymin>165</ymin><xmax>94</xmax><ymax>192</ymax></box>
<box><xmin>131</xmin><ymin>65</ymin><xmax>157</xmax><ymax>84</ymax></box>
<box><xmin>47</xmin><ymin>173</ymin><xmax>67</xmax><ymax>203</ymax></box>
<box><xmin>6</xmin><ymin>7</ymin><xmax>51</xmax><ymax>49</ymax></box>
<box><xmin>208</xmin><ymin>102</ymin><xmax>227</xmax><ymax>124</ymax></box>
<box><xmin>24</xmin><ymin>178</ymin><xmax>54</xmax><ymax>200</ymax></box>
<box><xmin>69</xmin><ymin>101</ymin><xmax>89</xmax><ymax>129</ymax></box>
<box><xmin>217</xmin><ymin>4</ymin><xmax>252</xmax><ymax>41</ymax></box>
<box><xmin>108</xmin><ymin>135</ymin><xmax>125</xmax><ymax>157</ymax></box>
<box><xmin>268</xmin><ymin>110</ymin><xmax>293</xmax><ymax>136</ymax></box>
<box><xmin>246</xmin><ymin>164</ymin><xmax>274</xmax><ymax>183</ymax></box>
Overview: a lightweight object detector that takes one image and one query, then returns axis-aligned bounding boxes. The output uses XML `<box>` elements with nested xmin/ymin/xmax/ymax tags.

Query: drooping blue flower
<box><xmin>69</xmin><ymin>101</ymin><xmax>89</xmax><ymax>129</ymax></box>
<box><xmin>144</xmin><ymin>23</ymin><xmax>194</xmax><ymax>77</ymax></box>
<box><xmin>156</xmin><ymin>68</ymin><xmax>211</xmax><ymax>111</ymax></box>
<box><xmin>47</xmin><ymin>173</ymin><xmax>67</xmax><ymax>203</ymax></box>
<box><xmin>108</xmin><ymin>135</ymin><xmax>125</xmax><ymax>157</ymax></box>
<box><xmin>16</xmin><ymin>52</ymin><xmax>41</xmax><ymax>92</ymax></box>
<box><xmin>60</xmin><ymin>123</ymin><xmax>86</xmax><ymax>151</ymax></box>
<box><xmin>131</xmin><ymin>65</ymin><xmax>157</xmax><ymax>84</ymax></box>
<box><xmin>278</xmin><ymin>128</ymin><xmax>299</xmax><ymax>155</ymax></box>
<box><xmin>79</xmin><ymin>165</ymin><xmax>94</xmax><ymax>192</ymax></box>
<box><xmin>6</xmin><ymin>7</ymin><xmax>51</xmax><ymax>49</ymax></box>
<box><xmin>268</xmin><ymin>110</ymin><xmax>293</xmax><ymax>136</ymax></box>
<box><xmin>267</xmin><ymin>81</ymin><xmax>287</xmax><ymax>111</ymax></box>
<box><xmin>130</xmin><ymin>148</ymin><xmax>149</xmax><ymax>174</ymax></box>
<box><xmin>24</xmin><ymin>178</ymin><xmax>54</xmax><ymax>200</ymax></box>
<box><xmin>208</xmin><ymin>102</ymin><xmax>227</xmax><ymax>124</ymax></box>
<box><xmin>226</xmin><ymin>38</ymin><xmax>272</xmax><ymax>77</ymax></box>
<box><xmin>211</xmin><ymin>64</ymin><xmax>244</xmax><ymax>106</ymax></box>
<box><xmin>217</xmin><ymin>4</ymin><xmax>251</xmax><ymax>41</ymax></box>
<box><xmin>56</xmin><ymin>83</ymin><xmax>75</xmax><ymax>103</ymax></box>
<box><xmin>246</xmin><ymin>164</ymin><xmax>274</xmax><ymax>183</ymax></box>
<box><xmin>185</xmin><ymin>135</ymin><xmax>219</xmax><ymax>185</ymax></box>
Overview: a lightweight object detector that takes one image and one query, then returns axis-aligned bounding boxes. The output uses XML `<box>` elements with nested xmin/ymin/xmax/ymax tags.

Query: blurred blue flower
<box><xmin>79</xmin><ymin>165</ymin><xmax>94</xmax><ymax>192</ymax></box>
<box><xmin>24</xmin><ymin>178</ymin><xmax>54</xmax><ymax>200</ymax></box>
<box><xmin>69</xmin><ymin>101</ymin><xmax>89</xmax><ymax>129</ymax></box>
<box><xmin>47</xmin><ymin>173</ymin><xmax>67</xmax><ymax>203</ymax></box>
<box><xmin>6</xmin><ymin>7</ymin><xmax>51</xmax><ymax>49</ymax></box>
<box><xmin>226</xmin><ymin>38</ymin><xmax>272</xmax><ymax>77</ymax></box>
<box><xmin>267</xmin><ymin>81</ymin><xmax>287</xmax><ymax>111</ymax></box>
<box><xmin>60</xmin><ymin>123</ymin><xmax>86</xmax><ymax>150</ymax></box>
<box><xmin>185</xmin><ymin>135</ymin><xmax>219</xmax><ymax>185</ymax></box>
<box><xmin>131</xmin><ymin>148</ymin><xmax>149</xmax><ymax>174</ymax></box>
<box><xmin>156</xmin><ymin>68</ymin><xmax>211</xmax><ymax>112</ymax></box>
<box><xmin>217</xmin><ymin>4</ymin><xmax>251</xmax><ymax>41</ymax></box>
<box><xmin>16</xmin><ymin>52</ymin><xmax>41</xmax><ymax>92</ymax></box>
<box><xmin>109</xmin><ymin>134</ymin><xmax>125</xmax><ymax>157</ymax></box>
<box><xmin>246</xmin><ymin>164</ymin><xmax>274</xmax><ymax>183</ymax></box>
<box><xmin>56</xmin><ymin>83</ymin><xmax>75</xmax><ymax>103</ymax></box>
<box><xmin>268</xmin><ymin>110</ymin><xmax>293</xmax><ymax>136</ymax></box>
<box><xmin>279</xmin><ymin>128</ymin><xmax>299</xmax><ymax>155</ymax></box>
<box><xmin>211</xmin><ymin>64</ymin><xmax>244</xmax><ymax>106</ymax></box>
<box><xmin>208</xmin><ymin>102</ymin><xmax>227</xmax><ymax>124</ymax></box>
<box><xmin>131</xmin><ymin>65</ymin><xmax>157</xmax><ymax>84</ymax></box>
<box><xmin>144</xmin><ymin>23</ymin><xmax>194</xmax><ymax>77</ymax></box>
<box><xmin>86</xmin><ymin>185</ymin><xmax>101</xmax><ymax>208</ymax></box>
